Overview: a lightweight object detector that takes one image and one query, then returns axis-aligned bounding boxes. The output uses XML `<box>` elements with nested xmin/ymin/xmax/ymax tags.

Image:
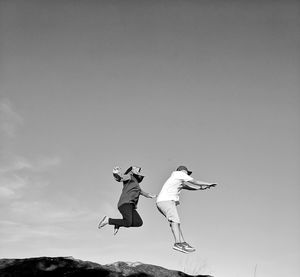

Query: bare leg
<box><xmin>170</xmin><ymin>222</ymin><xmax>181</xmax><ymax>243</ymax></box>
<box><xmin>178</xmin><ymin>224</ymin><xmax>185</xmax><ymax>243</ymax></box>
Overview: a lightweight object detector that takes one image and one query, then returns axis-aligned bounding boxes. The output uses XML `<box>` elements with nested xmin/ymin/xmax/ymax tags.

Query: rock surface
<box><xmin>0</xmin><ymin>257</ymin><xmax>213</xmax><ymax>277</ymax></box>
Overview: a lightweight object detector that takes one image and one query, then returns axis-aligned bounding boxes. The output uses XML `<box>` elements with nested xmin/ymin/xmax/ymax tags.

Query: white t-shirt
<box><xmin>157</xmin><ymin>171</ymin><xmax>193</xmax><ymax>202</ymax></box>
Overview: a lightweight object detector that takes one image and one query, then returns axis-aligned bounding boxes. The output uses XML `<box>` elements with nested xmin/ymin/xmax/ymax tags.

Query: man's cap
<box><xmin>125</xmin><ymin>166</ymin><xmax>145</xmax><ymax>176</ymax></box>
<box><xmin>176</xmin><ymin>165</ymin><xmax>192</xmax><ymax>175</ymax></box>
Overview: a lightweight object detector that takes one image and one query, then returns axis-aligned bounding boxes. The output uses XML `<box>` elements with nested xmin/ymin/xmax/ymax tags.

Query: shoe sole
<box><xmin>98</xmin><ymin>216</ymin><xmax>107</xmax><ymax>229</ymax></box>
<box><xmin>114</xmin><ymin>228</ymin><xmax>119</xmax><ymax>235</ymax></box>
<box><xmin>173</xmin><ymin>246</ymin><xmax>189</xmax><ymax>254</ymax></box>
<box><xmin>182</xmin><ymin>243</ymin><xmax>196</xmax><ymax>252</ymax></box>
<box><xmin>185</xmin><ymin>248</ymin><xmax>196</xmax><ymax>252</ymax></box>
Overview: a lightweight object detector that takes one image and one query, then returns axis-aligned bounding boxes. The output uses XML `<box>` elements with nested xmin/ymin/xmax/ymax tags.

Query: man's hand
<box><xmin>207</xmin><ymin>183</ymin><xmax>217</xmax><ymax>189</ymax></box>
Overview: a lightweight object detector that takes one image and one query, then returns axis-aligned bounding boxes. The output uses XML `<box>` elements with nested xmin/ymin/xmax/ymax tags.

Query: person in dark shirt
<box><xmin>98</xmin><ymin>166</ymin><xmax>156</xmax><ymax>235</ymax></box>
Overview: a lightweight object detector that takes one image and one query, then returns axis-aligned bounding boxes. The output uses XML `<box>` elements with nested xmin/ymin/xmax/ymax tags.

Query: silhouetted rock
<box><xmin>0</xmin><ymin>257</ymin><xmax>213</xmax><ymax>277</ymax></box>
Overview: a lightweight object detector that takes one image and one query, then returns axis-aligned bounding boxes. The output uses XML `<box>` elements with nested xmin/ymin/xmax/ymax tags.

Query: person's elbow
<box><xmin>113</xmin><ymin>174</ymin><xmax>122</xmax><ymax>182</ymax></box>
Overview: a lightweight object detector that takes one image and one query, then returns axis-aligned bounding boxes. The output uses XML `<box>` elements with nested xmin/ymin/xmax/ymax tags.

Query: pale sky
<box><xmin>0</xmin><ymin>1</ymin><xmax>299</xmax><ymax>277</ymax></box>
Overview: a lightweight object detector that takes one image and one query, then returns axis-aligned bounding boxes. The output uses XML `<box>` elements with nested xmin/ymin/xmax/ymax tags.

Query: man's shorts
<box><xmin>156</xmin><ymin>200</ymin><xmax>180</xmax><ymax>224</ymax></box>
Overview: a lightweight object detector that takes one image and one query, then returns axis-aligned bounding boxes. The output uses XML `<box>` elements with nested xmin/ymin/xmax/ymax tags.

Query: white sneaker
<box><xmin>181</xmin><ymin>242</ymin><xmax>196</xmax><ymax>252</ymax></box>
<box><xmin>173</xmin><ymin>243</ymin><xmax>189</xmax><ymax>254</ymax></box>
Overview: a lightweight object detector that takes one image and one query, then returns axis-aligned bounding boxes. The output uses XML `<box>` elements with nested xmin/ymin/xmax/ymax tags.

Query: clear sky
<box><xmin>0</xmin><ymin>1</ymin><xmax>299</xmax><ymax>277</ymax></box>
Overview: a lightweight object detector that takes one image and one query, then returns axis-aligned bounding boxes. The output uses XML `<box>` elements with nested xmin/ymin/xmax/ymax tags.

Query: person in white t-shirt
<box><xmin>156</xmin><ymin>165</ymin><xmax>217</xmax><ymax>254</ymax></box>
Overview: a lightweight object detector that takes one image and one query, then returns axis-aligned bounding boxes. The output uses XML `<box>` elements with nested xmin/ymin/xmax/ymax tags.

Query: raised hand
<box><xmin>113</xmin><ymin>166</ymin><xmax>122</xmax><ymax>174</ymax></box>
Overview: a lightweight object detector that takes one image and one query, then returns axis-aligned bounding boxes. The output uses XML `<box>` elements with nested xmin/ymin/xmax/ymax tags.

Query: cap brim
<box><xmin>187</xmin><ymin>170</ymin><xmax>192</xmax><ymax>175</ymax></box>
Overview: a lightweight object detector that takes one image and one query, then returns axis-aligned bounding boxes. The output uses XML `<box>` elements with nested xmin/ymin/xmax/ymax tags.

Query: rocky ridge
<box><xmin>0</xmin><ymin>257</ymin><xmax>213</xmax><ymax>277</ymax></box>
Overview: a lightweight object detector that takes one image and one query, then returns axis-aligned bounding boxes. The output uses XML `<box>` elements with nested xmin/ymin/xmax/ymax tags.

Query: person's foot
<box><xmin>98</xmin><ymin>216</ymin><xmax>108</xmax><ymax>229</ymax></box>
<box><xmin>181</xmin><ymin>242</ymin><xmax>196</xmax><ymax>252</ymax></box>
<box><xmin>113</xmin><ymin>226</ymin><xmax>119</xmax><ymax>235</ymax></box>
<box><xmin>173</xmin><ymin>243</ymin><xmax>189</xmax><ymax>254</ymax></box>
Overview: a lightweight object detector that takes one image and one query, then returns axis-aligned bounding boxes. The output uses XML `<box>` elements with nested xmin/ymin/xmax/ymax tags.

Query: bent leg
<box><xmin>157</xmin><ymin>201</ymin><xmax>182</xmax><ymax>243</ymax></box>
<box><xmin>131</xmin><ymin>209</ymin><xmax>143</xmax><ymax>227</ymax></box>
<box><xmin>108</xmin><ymin>204</ymin><xmax>133</xmax><ymax>228</ymax></box>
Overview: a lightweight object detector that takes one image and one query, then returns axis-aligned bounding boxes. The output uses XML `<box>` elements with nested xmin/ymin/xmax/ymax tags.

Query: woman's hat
<box><xmin>125</xmin><ymin>166</ymin><xmax>145</xmax><ymax>176</ymax></box>
<box><xmin>176</xmin><ymin>165</ymin><xmax>192</xmax><ymax>175</ymax></box>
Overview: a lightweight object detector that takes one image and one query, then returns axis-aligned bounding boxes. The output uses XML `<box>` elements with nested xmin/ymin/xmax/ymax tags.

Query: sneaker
<box><xmin>98</xmin><ymin>216</ymin><xmax>108</xmax><ymax>229</ymax></box>
<box><xmin>113</xmin><ymin>226</ymin><xmax>119</xmax><ymax>235</ymax></box>
<box><xmin>181</xmin><ymin>242</ymin><xmax>196</xmax><ymax>252</ymax></box>
<box><xmin>173</xmin><ymin>243</ymin><xmax>189</xmax><ymax>254</ymax></box>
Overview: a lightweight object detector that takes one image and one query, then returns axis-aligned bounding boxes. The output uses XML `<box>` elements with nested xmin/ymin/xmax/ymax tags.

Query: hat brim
<box><xmin>125</xmin><ymin>166</ymin><xmax>145</xmax><ymax>176</ymax></box>
<box><xmin>124</xmin><ymin>167</ymin><xmax>133</xmax><ymax>175</ymax></box>
<box><xmin>132</xmin><ymin>171</ymin><xmax>145</xmax><ymax>177</ymax></box>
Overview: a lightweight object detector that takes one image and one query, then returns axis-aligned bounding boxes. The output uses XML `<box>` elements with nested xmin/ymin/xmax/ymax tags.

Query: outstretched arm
<box><xmin>140</xmin><ymin>190</ymin><xmax>157</xmax><ymax>199</ymax></box>
<box><xmin>182</xmin><ymin>179</ymin><xmax>217</xmax><ymax>190</ymax></box>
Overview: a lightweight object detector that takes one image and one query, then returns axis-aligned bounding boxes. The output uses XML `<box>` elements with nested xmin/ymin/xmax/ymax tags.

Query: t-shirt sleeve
<box><xmin>176</xmin><ymin>171</ymin><xmax>193</xmax><ymax>182</ymax></box>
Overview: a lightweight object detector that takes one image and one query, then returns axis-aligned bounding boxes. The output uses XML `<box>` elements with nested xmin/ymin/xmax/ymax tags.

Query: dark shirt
<box><xmin>116</xmin><ymin>175</ymin><xmax>141</xmax><ymax>208</ymax></box>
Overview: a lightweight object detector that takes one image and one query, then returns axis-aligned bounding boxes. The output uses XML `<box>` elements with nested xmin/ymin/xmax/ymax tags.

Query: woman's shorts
<box><xmin>156</xmin><ymin>200</ymin><xmax>180</xmax><ymax>224</ymax></box>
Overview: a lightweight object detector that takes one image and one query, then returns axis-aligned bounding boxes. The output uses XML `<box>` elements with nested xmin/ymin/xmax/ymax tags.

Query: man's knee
<box><xmin>169</xmin><ymin>220</ymin><xmax>180</xmax><ymax>227</ymax></box>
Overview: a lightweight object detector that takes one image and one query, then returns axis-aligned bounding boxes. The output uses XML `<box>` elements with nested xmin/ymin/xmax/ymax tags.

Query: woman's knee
<box><xmin>136</xmin><ymin>219</ymin><xmax>143</xmax><ymax>227</ymax></box>
<box><xmin>132</xmin><ymin>218</ymin><xmax>143</xmax><ymax>227</ymax></box>
<box><xmin>123</xmin><ymin>218</ymin><xmax>132</xmax><ymax>227</ymax></box>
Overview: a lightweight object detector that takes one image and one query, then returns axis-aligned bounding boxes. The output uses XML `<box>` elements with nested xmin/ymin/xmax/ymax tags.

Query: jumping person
<box><xmin>156</xmin><ymin>165</ymin><xmax>217</xmax><ymax>253</ymax></box>
<box><xmin>98</xmin><ymin>166</ymin><xmax>156</xmax><ymax>235</ymax></box>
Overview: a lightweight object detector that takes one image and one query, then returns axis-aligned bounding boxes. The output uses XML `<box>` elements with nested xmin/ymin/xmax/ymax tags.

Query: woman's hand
<box><xmin>112</xmin><ymin>166</ymin><xmax>122</xmax><ymax>174</ymax></box>
<box><xmin>140</xmin><ymin>190</ymin><xmax>157</xmax><ymax>199</ymax></box>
